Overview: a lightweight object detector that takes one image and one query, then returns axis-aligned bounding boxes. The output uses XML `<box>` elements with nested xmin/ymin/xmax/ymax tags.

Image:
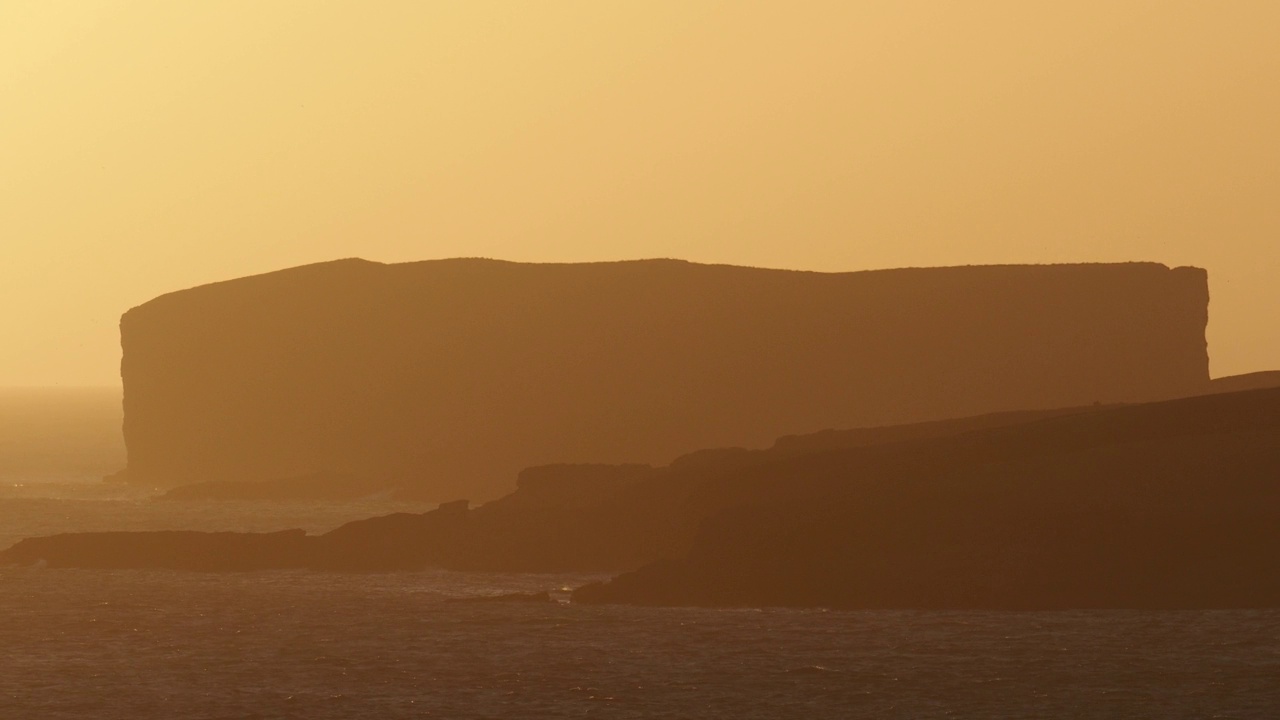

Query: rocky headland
<box><xmin>112</xmin><ymin>259</ymin><xmax>1211</xmax><ymax>501</ymax></box>
<box><xmin>7</xmin><ymin>386</ymin><xmax>1279</xmax><ymax>610</ymax></box>
<box><xmin>573</xmin><ymin>386</ymin><xmax>1280</xmax><ymax>609</ymax></box>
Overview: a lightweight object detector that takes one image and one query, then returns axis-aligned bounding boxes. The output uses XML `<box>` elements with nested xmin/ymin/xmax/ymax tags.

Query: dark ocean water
<box><xmin>2</xmin><ymin>480</ymin><xmax>1279</xmax><ymax>719</ymax></box>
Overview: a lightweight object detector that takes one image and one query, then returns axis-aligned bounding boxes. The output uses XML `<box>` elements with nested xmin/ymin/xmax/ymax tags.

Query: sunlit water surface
<box><xmin>2</xmin><ymin>479</ymin><xmax>1278</xmax><ymax>719</ymax></box>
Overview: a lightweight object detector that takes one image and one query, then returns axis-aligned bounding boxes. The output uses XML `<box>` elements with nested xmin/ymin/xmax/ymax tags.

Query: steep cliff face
<box><xmin>117</xmin><ymin>258</ymin><xmax>1209</xmax><ymax>499</ymax></box>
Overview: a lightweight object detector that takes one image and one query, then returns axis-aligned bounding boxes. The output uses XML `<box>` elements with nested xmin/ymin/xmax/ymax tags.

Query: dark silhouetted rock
<box><xmin>0</xmin><ymin>404</ymin><xmax>1100</xmax><ymax>574</ymax></box>
<box><xmin>12</xmin><ymin>387</ymin><xmax>1280</xmax><ymax>612</ymax></box>
<box><xmin>113</xmin><ymin>259</ymin><xmax>1210</xmax><ymax>499</ymax></box>
<box><xmin>436</xmin><ymin>499</ymin><xmax>470</xmax><ymax>514</ymax></box>
<box><xmin>0</xmin><ymin>529</ymin><xmax>311</xmax><ymax>571</ymax></box>
<box><xmin>572</xmin><ymin>387</ymin><xmax>1280</xmax><ymax>609</ymax></box>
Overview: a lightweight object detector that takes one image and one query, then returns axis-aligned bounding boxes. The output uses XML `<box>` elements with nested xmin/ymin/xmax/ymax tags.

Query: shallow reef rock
<box><xmin>113</xmin><ymin>258</ymin><xmax>1209</xmax><ymax>500</ymax></box>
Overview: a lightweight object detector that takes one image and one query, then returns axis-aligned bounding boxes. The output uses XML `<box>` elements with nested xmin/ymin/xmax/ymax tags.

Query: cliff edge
<box><xmin>115</xmin><ymin>259</ymin><xmax>1210</xmax><ymax>499</ymax></box>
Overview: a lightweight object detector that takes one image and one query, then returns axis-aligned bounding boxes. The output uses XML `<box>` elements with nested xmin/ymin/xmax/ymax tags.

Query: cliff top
<box><xmin>128</xmin><ymin>257</ymin><xmax>1204</xmax><ymax>318</ymax></box>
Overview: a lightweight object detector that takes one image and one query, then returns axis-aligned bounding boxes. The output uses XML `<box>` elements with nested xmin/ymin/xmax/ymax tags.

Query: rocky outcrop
<box><xmin>115</xmin><ymin>259</ymin><xmax>1209</xmax><ymax>500</ymax></box>
<box><xmin>0</xmin><ymin>403</ymin><xmax>1102</xmax><ymax>573</ymax></box>
<box><xmin>573</xmin><ymin>387</ymin><xmax>1280</xmax><ymax>609</ymax></box>
<box><xmin>11</xmin><ymin>387</ymin><xmax>1280</xmax><ymax>612</ymax></box>
<box><xmin>0</xmin><ymin>529</ymin><xmax>311</xmax><ymax>571</ymax></box>
<box><xmin>9</xmin><ymin>387</ymin><xmax>1280</xmax><ymax>609</ymax></box>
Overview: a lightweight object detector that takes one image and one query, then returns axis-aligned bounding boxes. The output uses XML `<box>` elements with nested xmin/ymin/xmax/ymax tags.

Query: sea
<box><xmin>2</xmin><ymin>478</ymin><xmax>1279</xmax><ymax>719</ymax></box>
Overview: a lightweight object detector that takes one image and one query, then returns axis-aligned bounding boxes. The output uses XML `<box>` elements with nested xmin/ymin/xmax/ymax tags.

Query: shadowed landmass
<box><xmin>113</xmin><ymin>259</ymin><xmax>1210</xmax><ymax>501</ymax></box>
<box><xmin>7</xmin><ymin>387</ymin><xmax>1279</xmax><ymax>610</ymax></box>
<box><xmin>2</xmin><ymin>529</ymin><xmax>309</xmax><ymax>572</ymax></box>
<box><xmin>573</xmin><ymin>387</ymin><xmax>1280</xmax><ymax>609</ymax></box>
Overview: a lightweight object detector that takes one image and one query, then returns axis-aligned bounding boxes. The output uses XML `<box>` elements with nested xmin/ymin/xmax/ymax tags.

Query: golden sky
<box><xmin>2</xmin><ymin>1</ymin><xmax>1277</xmax><ymax>385</ymax></box>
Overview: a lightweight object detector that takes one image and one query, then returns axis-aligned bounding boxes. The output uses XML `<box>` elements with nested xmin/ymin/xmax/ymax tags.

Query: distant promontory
<box><xmin>113</xmin><ymin>259</ymin><xmax>1210</xmax><ymax>499</ymax></box>
<box><xmin>8</xmin><ymin>386</ymin><xmax>1280</xmax><ymax>609</ymax></box>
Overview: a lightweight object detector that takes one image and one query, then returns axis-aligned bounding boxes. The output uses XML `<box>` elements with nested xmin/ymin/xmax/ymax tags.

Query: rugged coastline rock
<box><xmin>0</xmin><ymin>404</ymin><xmax>1100</xmax><ymax>573</ymax></box>
<box><xmin>8</xmin><ymin>388</ymin><xmax>1280</xmax><ymax>610</ymax></box>
<box><xmin>573</xmin><ymin>387</ymin><xmax>1280</xmax><ymax>609</ymax></box>
<box><xmin>1</xmin><ymin>529</ymin><xmax>311</xmax><ymax>571</ymax></box>
<box><xmin>114</xmin><ymin>258</ymin><xmax>1210</xmax><ymax>500</ymax></box>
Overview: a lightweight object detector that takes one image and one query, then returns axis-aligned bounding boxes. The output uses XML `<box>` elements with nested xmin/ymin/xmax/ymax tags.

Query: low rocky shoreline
<box><xmin>6</xmin><ymin>388</ymin><xmax>1280</xmax><ymax>611</ymax></box>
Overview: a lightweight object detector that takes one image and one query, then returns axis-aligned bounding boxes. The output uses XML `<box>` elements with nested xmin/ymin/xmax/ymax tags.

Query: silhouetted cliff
<box><xmin>114</xmin><ymin>259</ymin><xmax>1210</xmax><ymax>499</ymax></box>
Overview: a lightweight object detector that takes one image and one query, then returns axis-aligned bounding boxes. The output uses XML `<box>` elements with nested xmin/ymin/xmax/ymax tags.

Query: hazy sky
<box><xmin>2</xmin><ymin>1</ymin><xmax>1277</xmax><ymax>385</ymax></box>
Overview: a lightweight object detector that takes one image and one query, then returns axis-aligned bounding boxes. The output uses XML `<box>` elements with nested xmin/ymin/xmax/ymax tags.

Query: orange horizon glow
<box><xmin>2</xmin><ymin>1</ymin><xmax>1278</xmax><ymax>385</ymax></box>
